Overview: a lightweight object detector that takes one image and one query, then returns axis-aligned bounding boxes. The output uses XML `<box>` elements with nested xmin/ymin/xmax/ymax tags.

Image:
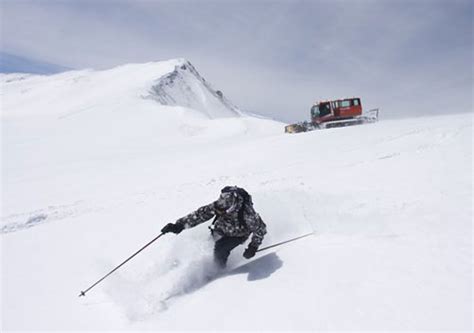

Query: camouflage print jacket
<box><xmin>175</xmin><ymin>187</ymin><xmax>267</xmax><ymax>248</ymax></box>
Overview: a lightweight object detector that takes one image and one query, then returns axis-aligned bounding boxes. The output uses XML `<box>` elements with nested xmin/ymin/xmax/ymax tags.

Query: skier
<box><xmin>161</xmin><ymin>186</ymin><xmax>267</xmax><ymax>268</ymax></box>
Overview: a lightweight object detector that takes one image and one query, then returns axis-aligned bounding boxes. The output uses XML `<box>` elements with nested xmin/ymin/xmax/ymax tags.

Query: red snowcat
<box><xmin>285</xmin><ymin>97</ymin><xmax>379</xmax><ymax>133</ymax></box>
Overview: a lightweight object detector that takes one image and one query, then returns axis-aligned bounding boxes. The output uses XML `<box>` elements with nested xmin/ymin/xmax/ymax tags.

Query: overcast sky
<box><xmin>1</xmin><ymin>0</ymin><xmax>472</xmax><ymax>122</ymax></box>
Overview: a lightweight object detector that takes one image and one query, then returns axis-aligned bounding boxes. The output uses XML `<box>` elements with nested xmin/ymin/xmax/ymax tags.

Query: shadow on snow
<box><xmin>162</xmin><ymin>252</ymin><xmax>283</xmax><ymax>306</ymax></box>
<box><xmin>227</xmin><ymin>252</ymin><xmax>284</xmax><ymax>281</ymax></box>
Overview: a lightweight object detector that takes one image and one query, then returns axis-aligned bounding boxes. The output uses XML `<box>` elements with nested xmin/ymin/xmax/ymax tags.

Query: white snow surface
<box><xmin>1</xmin><ymin>59</ymin><xmax>472</xmax><ymax>331</ymax></box>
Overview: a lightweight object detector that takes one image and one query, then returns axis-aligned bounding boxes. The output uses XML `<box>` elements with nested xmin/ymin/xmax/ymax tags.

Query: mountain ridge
<box><xmin>1</xmin><ymin>58</ymin><xmax>243</xmax><ymax>120</ymax></box>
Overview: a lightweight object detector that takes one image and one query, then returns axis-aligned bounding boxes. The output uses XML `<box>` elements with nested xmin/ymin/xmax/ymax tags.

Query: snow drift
<box><xmin>1</xmin><ymin>59</ymin><xmax>472</xmax><ymax>331</ymax></box>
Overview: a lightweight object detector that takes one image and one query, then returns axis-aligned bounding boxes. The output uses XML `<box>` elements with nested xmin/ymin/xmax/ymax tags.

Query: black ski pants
<box><xmin>213</xmin><ymin>235</ymin><xmax>248</xmax><ymax>268</ymax></box>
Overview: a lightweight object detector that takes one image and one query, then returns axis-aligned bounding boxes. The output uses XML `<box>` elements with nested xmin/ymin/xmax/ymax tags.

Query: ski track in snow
<box><xmin>1</xmin><ymin>173</ymin><xmax>309</xmax><ymax>234</ymax></box>
<box><xmin>1</xmin><ymin>201</ymin><xmax>90</xmax><ymax>233</ymax></box>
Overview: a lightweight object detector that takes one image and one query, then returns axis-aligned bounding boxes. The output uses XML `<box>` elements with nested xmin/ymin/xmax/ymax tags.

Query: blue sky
<box><xmin>1</xmin><ymin>0</ymin><xmax>472</xmax><ymax>122</ymax></box>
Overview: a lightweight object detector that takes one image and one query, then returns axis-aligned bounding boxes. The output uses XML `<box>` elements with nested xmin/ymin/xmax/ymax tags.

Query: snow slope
<box><xmin>1</xmin><ymin>60</ymin><xmax>472</xmax><ymax>331</ymax></box>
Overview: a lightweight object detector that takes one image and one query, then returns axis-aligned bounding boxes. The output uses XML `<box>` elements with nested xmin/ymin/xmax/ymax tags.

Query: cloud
<box><xmin>1</xmin><ymin>0</ymin><xmax>472</xmax><ymax>122</ymax></box>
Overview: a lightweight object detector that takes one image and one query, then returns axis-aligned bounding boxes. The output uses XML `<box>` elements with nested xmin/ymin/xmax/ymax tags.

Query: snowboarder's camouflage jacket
<box><xmin>176</xmin><ymin>187</ymin><xmax>267</xmax><ymax>247</ymax></box>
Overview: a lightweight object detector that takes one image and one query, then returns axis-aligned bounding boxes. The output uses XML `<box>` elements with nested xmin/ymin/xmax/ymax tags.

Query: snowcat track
<box><xmin>284</xmin><ymin>108</ymin><xmax>379</xmax><ymax>133</ymax></box>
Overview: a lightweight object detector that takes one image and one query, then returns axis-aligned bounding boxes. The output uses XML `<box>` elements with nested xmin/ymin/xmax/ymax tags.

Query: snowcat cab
<box><xmin>285</xmin><ymin>97</ymin><xmax>378</xmax><ymax>133</ymax></box>
<box><xmin>311</xmin><ymin>97</ymin><xmax>363</xmax><ymax>128</ymax></box>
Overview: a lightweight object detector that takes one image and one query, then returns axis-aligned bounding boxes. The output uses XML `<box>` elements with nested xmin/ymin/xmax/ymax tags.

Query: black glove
<box><xmin>161</xmin><ymin>223</ymin><xmax>184</xmax><ymax>234</ymax></box>
<box><xmin>243</xmin><ymin>245</ymin><xmax>258</xmax><ymax>259</ymax></box>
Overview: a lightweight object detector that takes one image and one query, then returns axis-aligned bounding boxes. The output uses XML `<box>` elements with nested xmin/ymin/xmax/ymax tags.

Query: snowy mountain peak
<box><xmin>147</xmin><ymin>59</ymin><xmax>241</xmax><ymax>118</ymax></box>
<box><xmin>1</xmin><ymin>58</ymin><xmax>243</xmax><ymax>121</ymax></box>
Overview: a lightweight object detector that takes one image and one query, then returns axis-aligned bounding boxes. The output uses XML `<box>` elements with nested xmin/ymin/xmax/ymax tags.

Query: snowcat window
<box><xmin>353</xmin><ymin>99</ymin><xmax>359</xmax><ymax>106</ymax></box>
<box><xmin>319</xmin><ymin>103</ymin><xmax>331</xmax><ymax>116</ymax></box>
<box><xmin>340</xmin><ymin>100</ymin><xmax>351</xmax><ymax>107</ymax></box>
<box><xmin>311</xmin><ymin>105</ymin><xmax>320</xmax><ymax>117</ymax></box>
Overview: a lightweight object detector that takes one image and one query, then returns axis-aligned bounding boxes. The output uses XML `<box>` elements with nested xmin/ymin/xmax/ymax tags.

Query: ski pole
<box><xmin>257</xmin><ymin>232</ymin><xmax>314</xmax><ymax>253</ymax></box>
<box><xmin>79</xmin><ymin>232</ymin><xmax>165</xmax><ymax>297</ymax></box>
